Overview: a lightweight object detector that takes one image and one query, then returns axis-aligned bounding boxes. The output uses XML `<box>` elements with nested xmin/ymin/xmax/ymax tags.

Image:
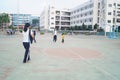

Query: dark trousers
<box><xmin>23</xmin><ymin>42</ymin><xmax>30</xmax><ymax>63</ymax></box>
<box><xmin>34</xmin><ymin>37</ymin><xmax>36</xmax><ymax>43</ymax></box>
<box><xmin>53</xmin><ymin>35</ymin><xmax>57</xmax><ymax>42</ymax></box>
<box><xmin>62</xmin><ymin>39</ymin><xmax>64</xmax><ymax>43</ymax></box>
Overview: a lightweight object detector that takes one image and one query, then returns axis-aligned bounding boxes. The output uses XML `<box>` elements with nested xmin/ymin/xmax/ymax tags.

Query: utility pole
<box><xmin>17</xmin><ymin>0</ymin><xmax>20</xmax><ymax>30</ymax></box>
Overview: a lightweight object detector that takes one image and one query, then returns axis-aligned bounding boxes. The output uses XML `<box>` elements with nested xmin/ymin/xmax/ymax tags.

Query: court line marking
<box><xmin>68</xmin><ymin>48</ymin><xmax>119</xmax><ymax>80</ymax></box>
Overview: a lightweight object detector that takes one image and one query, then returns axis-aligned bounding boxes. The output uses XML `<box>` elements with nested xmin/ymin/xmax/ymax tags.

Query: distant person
<box><xmin>33</xmin><ymin>30</ymin><xmax>36</xmax><ymax>43</ymax></box>
<box><xmin>61</xmin><ymin>33</ymin><xmax>65</xmax><ymax>43</ymax></box>
<box><xmin>53</xmin><ymin>30</ymin><xmax>57</xmax><ymax>42</ymax></box>
<box><xmin>22</xmin><ymin>23</ymin><xmax>34</xmax><ymax>63</ymax></box>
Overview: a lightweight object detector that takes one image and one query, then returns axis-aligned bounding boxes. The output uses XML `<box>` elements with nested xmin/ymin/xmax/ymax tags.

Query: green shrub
<box><xmin>97</xmin><ymin>27</ymin><xmax>104</xmax><ymax>32</ymax></box>
<box><xmin>85</xmin><ymin>32</ymin><xmax>90</xmax><ymax>35</ymax></box>
<box><xmin>40</xmin><ymin>32</ymin><xmax>44</xmax><ymax>35</ymax></box>
<box><xmin>64</xmin><ymin>31</ymin><xmax>68</xmax><ymax>35</ymax></box>
<box><xmin>19</xmin><ymin>29</ymin><xmax>22</xmax><ymax>33</ymax></box>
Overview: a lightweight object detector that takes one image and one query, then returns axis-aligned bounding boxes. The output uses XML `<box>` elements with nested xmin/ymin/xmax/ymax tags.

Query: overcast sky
<box><xmin>0</xmin><ymin>0</ymin><xmax>89</xmax><ymax>15</ymax></box>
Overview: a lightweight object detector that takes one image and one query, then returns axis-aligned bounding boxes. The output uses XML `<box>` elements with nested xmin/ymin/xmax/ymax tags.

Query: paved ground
<box><xmin>0</xmin><ymin>32</ymin><xmax>120</xmax><ymax>80</ymax></box>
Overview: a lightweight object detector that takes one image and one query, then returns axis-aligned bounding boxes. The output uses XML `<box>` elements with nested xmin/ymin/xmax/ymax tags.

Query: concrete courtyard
<box><xmin>0</xmin><ymin>32</ymin><xmax>120</xmax><ymax>80</ymax></box>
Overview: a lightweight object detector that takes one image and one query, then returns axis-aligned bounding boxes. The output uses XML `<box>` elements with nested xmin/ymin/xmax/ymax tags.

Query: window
<box><xmin>81</xmin><ymin>21</ymin><xmax>82</xmax><ymax>23</ymax></box>
<box><xmin>98</xmin><ymin>10</ymin><xmax>100</xmax><ymax>16</ymax></box>
<box><xmin>108</xmin><ymin>12</ymin><xmax>112</xmax><ymax>15</ymax></box>
<box><xmin>108</xmin><ymin>20</ymin><xmax>111</xmax><ymax>23</ymax></box>
<box><xmin>85</xmin><ymin>6</ymin><xmax>87</xmax><ymax>9</ymax></box>
<box><xmin>74</xmin><ymin>16</ymin><xmax>76</xmax><ymax>19</ymax></box>
<box><xmin>117</xmin><ymin>19</ymin><xmax>120</xmax><ymax>23</ymax></box>
<box><xmin>108</xmin><ymin>4</ymin><xmax>112</xmax><ymax>7</ymax></box>
<box><xmin>76</xmin><ymin>15</ymin><xmax>78</xmax><ymax>18</ymax></box>
<box><xmin>90</xmin><ymin>11</ymin><xmax>93</xmax><ymax>15</ymax></box>
<box><xmin>74</xmin><ymin>21</ymin><xmax>75</xmax><ymax>24</ymax></box>
<box><xmin>113</xmin><ymin>10</ymin><xmax>116</xmax><ymax>16</ymax></box>
<box><xmin>117</xmin><ymin>4</ymin><xmax>120</xmax><ymax>7</ymax></box>
<box><xmin>117</xmin><ymin>11</ymin><xmax>120</xmax><ymax>13</ymax></box>
<box><xmin>51</xmin><ymin>23</ymin><xmax>54</xmax><ymax>25</ymax></box>
<box><xmin>98</xmin><ymin>17</ymin><xmax>99</xmax><ymax>23</ymax></box>
<box><xmin>77</xmin><ymin>20</ymin><xmax>79</xmax><ymax>23</ymax></box>
<box><xmin>74</xmin><ymin>11</ymin><xmax>76</xmax><ymax>14</ymax></box>
<box><xmin>98</xmin><ymin>2</ymin><xmax>100</xmax><ymax>8</ymax></box>
<box><xmin>90</xmin><ymin>4</ymin><xmax>93</xmax><ymax>8</ymax></box>
<box><xmin>81</xmin><ymin>14</ymin><xmax>83</xmax><ymax>17</ymax></box>
<box><xmin>51</xmin><ymin>17</ymin><xmax>54</xmax><ymax>19</ymax></box>
<box><xmin>114</xmin><ymin>3</ymin><xmax>116</xmax><ymax>6</ymax></box>
<box><xmin>81</xmin><ymin>8</ymin><xmax>83</xmax><ymax>11</ymax></box>
<box><xmin>89</xmin><ymin>19</ymin><xmax>92</xmax><ymax>22</ymax></box>
<box><xmin>113</xmin><ymin>18</ymin><xmax>115</xmax><ymax>23</ymax></box>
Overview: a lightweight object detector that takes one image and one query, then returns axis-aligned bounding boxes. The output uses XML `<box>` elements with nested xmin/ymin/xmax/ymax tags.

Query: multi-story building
<box><xmin>40</xmin><ymin>6</ymin><xmax>70</xmax><ymax>31</ymax></box>
<box><xmin>98</xmin><ymin>0</ymin><xmax>120</xmax><ymax>32</ymax></box>
<box><xmin>10</xmin><ymin>14</ymin><xmax>31</xmax><ymax>27</ymax></box>
<box><xmin>9</xmin><ymin>14</ymin><xmax>12</xmax><ymax>26</ymax></box>
<box><xmin>41</xmin><ymin>0</ymin><xmax>120</xmax><ymax>32</ymax></box>
<box><xmin>70</xmin><ymin>0</ymin><xmax>98</xmax><ymax>29</ymax></box>
<box><xmin>40</xmin><ymin>7</ymin><xmax>49</xmax><ymax>30</ymax></box>
<box><xmin>71</xmin><ymin>0</ymin><xmax>120</xmax><ymax>32</ymax></box>
<box><xmin>31</xmin><ymin>16</ymin><xmax>40</xmax><ymax>27</ymax></box>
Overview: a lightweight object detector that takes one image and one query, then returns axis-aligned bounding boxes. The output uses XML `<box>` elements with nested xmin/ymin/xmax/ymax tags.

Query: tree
<box><xmin>88</xmin><ymin>25</ymin><xmax>92</xmax><ymax>30</ymax></box>
<box><xmin>82</xmin><ymin>23</ymin><xmax>87</xmax><ymax>30</ymax></box>
<box><xmin>75</xmin><ymin>25</ymin><xmax>78</xmax><ymax>30</ymax></box>
<box><xmin>32</xmin><ymin>19</ymin><xmax>39</xmax><ymax>27</ymax></box>
<box><xmin>94</xmin><ymin>23</ymin><xmax>98</xmax><ymax>30</ymax></box>
<box><xmin>118</xmin><ymin>26</ymin><xmax>120</xmax><ymax>32</ymax></box>
<box><xmin>70</xmin><ymin>26</ymin><xmax>74</xmax><ymax>31</ymax></box>
<box><xmin>0</xmin><ymin>13</ymin><xmax>10</xmax><ymax>30</ymax></box>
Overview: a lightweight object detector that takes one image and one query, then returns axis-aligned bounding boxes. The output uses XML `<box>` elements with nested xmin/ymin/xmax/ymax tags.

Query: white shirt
<box><xmin>54</xmin><ymin>31</ymin><xmax>57</xmax><ymax>35</ymax></box>
<box><xmin>23</xmin><ymin>29</ymin><xmax>30</xmax><ymax>43</ymax></box>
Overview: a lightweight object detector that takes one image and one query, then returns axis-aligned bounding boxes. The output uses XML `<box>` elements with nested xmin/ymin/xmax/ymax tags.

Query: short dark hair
<box><xmin>24</xmin><ymin>23</ymin><xmax>30</xmax><ymax>32</ymax></box>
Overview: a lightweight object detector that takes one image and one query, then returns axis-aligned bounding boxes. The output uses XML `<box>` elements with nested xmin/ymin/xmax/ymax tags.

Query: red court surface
<box><xmin>44</xmin><ymin>48</ymin><xmax>101</xmax><ymax>59</ymax></box>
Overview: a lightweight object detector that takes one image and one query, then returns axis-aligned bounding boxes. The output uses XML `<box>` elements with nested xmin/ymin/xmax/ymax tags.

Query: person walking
<box><xmin>53</xmin><ymin>30</ymin><xmax>57</xmax><ymax>42</ymax></box>
<box><xmin>61</xmin><ymin>33</ymin><xmax>65</xmax><ymax>43</ymax></box>
<box><xmin>33</xmin><ymin>30</ymin><xmax>36</xmax><ymax>43</ymax></box>
<box><xmin>22</xmin><ymin>23</ymin><xmax>34</xmax><ymax>63</ymax></box>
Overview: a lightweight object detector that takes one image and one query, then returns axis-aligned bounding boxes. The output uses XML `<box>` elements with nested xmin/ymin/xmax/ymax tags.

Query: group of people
<box><xmin>22</xmin><ymin>23</ymin><xmax>65</xmax><ymax>63</ymax></box>
<box><xmin>53</xmin><ymin>30</ymin><xmax>65</xmax><ymax>43</ymax></box>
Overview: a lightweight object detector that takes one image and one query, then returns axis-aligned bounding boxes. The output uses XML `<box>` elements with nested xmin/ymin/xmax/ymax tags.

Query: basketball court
<box><xmin>0</xmin><ymin>33</ymin><xmax>120</xmax><ymax>80</ymax></box>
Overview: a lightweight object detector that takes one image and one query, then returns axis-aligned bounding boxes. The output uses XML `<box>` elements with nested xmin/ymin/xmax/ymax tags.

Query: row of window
<box><xmin>107</xmin><ymin>11</ymin><xmax>120</xmax><ymax>16</ymax></box>
<box><xmin>71</xmin><ymin>11</ymin><xmax>93</xmax><ymax>20</ymax></box>
<box><xmin>51</xmin><ymin>17</ymin><xmax>70</xmax><ymax>20</ymax></box>
<box><xmin>51</xmin><ymin>11</ymin><xmax>70</xmax><ymax>15</ymax></box>
<box><xmin>107</xmin><ymin>18</ymin><xmax>120</xmax><ymax>23</ymax></box>
<box><xmin>98</xmin><ymin>2</ymin><xmax>120</xmax><ymax>8</ymax></box>
<box><xmin>71</xmin><ymin>18</ymin><xmax>93</xmax><ymax>24</ymax></box>
<box><xmin>107</xmin><ymin>3</ymin><xmax>120</xmax><ymax>7</ymax></box>
<box><xmin>71</xmin><ymin>3</ymin><xmax>93</xmax><ymax>15</ymax></box>
<box><xmin>97</xmin><ymin>17</ymin><xmax>120</xmax><ymax>24</ymax></box>
<box><xmin>51</xmin><ymin>22</ymin><xmax>70</xmax><ymax>25</ymax></box>
<box><xmin>98</xmin><ymin>10</ymin><xmax>120</xmax><ymax>17</ymax></box>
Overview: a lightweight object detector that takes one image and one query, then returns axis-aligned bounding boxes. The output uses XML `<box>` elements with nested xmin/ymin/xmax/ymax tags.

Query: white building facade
<box><xmin>98</xmin><ymin>0</ymin><xmax>120</xmax><ymax>32</ymax></box>
<box><xmin>70</xmin><ymin>0</ymin><xmax>98</xmax><ymax>29</ymax></box>
<box><xmin>71</xmin><ymin>0</ymin><xmax>120</xmax><ymax>32</ymax></box>
<box><xmin>40</xmin><ymin>6</ymin><xmax>70</xmax><ymax>31</ymax></box>
<box><xmin>40</xmin><ymin>7</ymin><xmax>49</xmax><ymax>30</ymax></box>
<box><xmin>40</xmin><ymin>0</ymin><xmax>120</xmax><ymax>31</ymax></box>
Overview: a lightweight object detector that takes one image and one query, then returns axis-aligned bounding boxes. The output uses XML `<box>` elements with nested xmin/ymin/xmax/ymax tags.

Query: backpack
<box><xmin>29</xmin><ymin>30</ymin><xmax>33</xmax><ymax>44</ymax></box>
